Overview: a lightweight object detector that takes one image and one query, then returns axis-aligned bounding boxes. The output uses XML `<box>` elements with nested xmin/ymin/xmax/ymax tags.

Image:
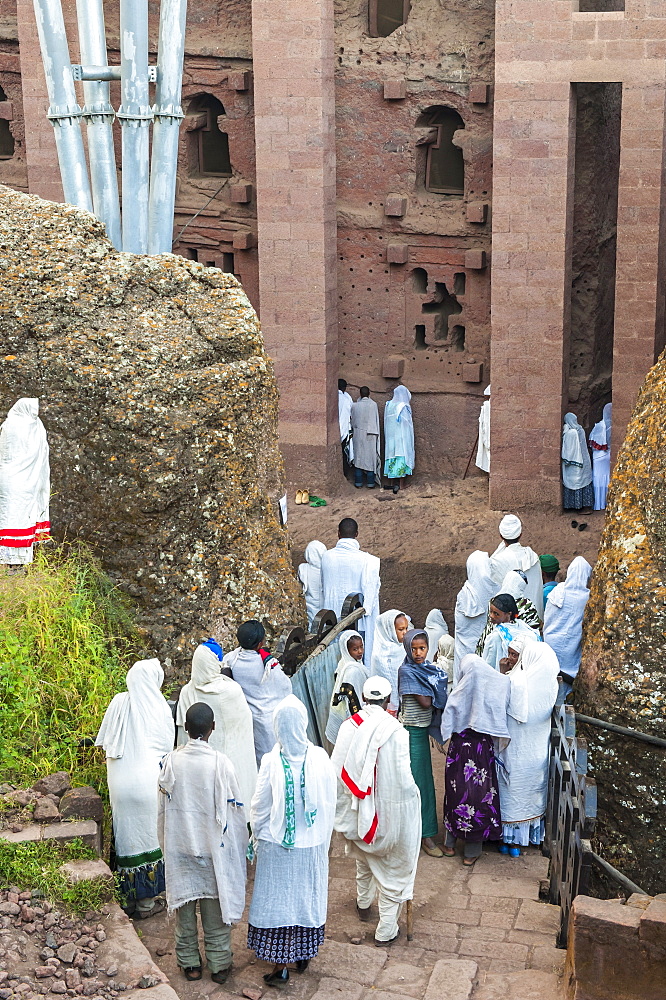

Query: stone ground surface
<box><xmin>140</xmin><ymin>759</ymin><xmax>565</xmax><ymax>1000</ymax></box>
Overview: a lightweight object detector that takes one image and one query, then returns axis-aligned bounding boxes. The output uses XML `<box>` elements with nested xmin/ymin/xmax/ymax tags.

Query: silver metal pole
<box><xmin>32</xmin><ymin>0</ymin><xmax>93</xmax><ymax>212</ymax></box>
<box><xmin>118</xmin><ymin>0</ymin><xmax>151</xmax><ymax>253</ymax></box>
<box><xmin>148</xmin><ymin>0</ymin><xmax>187</xmax><ymax>254</ymax></box>
<box><xmin>75</xmin><ymin>0</ymin><xmax>121</xmax><ymax>249</ymax></box>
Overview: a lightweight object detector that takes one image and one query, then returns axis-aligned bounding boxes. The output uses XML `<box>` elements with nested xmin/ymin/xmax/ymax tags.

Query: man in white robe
<box><xmin>475</xmin><ymin>385</ymin><xmax>490</xmax><ymax>473</ymax></box>
<box><xmin>332</xmin><ymin>676</ymin><xmax>421</xmax><ymax>946</ymax></box>
<box><xmin>0</xmin><ymin>398</ymin><xmax>50</xmax><ymax>565</ymax></box>
<box><xmin>158</xmin><ymin>703</ymin><xmax>248</xmax><ymax>984</ymax></box>
<box><xmin>320</xmin><ymin>518</ymin><xmax>381</xmax><ymax>662</ymax></box>
<box><xmin>223</xmin><ymin>620</ymin><xmax>292</xmax><ymax>766</ymax></box>
<box><xmin>489</xmin><ymin>514</ymin><xmax>543</xmax><ymax>617</ymax></box>
<box><xmin>351</xmin><ymin>387</ymin><xmax>381</xmax><ymax>489</ymax></box>
<box><xmin>338</xmin><ymin>379</ymin><xmax>354</xmax><ymax>473</ymax></box>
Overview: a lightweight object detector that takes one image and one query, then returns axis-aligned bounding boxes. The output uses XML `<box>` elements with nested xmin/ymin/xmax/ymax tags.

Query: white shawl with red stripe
<box><xmin>337</xmin><ymin>707</ymin><xmax>398</xmax><ymax>844</ymax></box>
<box><xmin>0</xmin><ymin>398</ymin><xmax>50</xmax><ymax>565</ymax></box>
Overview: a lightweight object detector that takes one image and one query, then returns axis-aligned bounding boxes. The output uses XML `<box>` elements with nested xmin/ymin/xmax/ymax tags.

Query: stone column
<box><xmin>251</xmin><ymin>0</ymin><xmax>339</xmax><ymax>485</ymax></box>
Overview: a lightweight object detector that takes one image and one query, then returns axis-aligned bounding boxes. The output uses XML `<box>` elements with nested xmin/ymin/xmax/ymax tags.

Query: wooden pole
<box><xmin>406</xmin><ymin>898</ymin><xmax>413</xmax><ymax>941</ymax></box>
<box><xmin>462</xmin><ymin>431</ymin><xmax>479</xmax><ymax>480</ymax></box>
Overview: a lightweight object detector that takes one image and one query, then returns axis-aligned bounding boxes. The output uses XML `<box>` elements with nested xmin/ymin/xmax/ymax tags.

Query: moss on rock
<box><xmin>0</xmin><ymin>186</ymin><xmax>304</xmax><ymax>676</ymax></box>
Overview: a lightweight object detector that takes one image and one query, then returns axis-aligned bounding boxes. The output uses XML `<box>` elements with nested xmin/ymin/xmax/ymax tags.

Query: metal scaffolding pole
<box><xmin>32</xmin><ymin>0</ymin><xmax>93</xmax><ymax>212</ymax></box>
<box><xmin>75</xmin><ymin>0</ymin><xmax>121</xmax><ymax>249</ymax></box>
<box><xmin>148</xmin><ymin>0</ymin><xmax>187</xmax><ymax>254</ymax></box>
<box><xmin>118</xmin><ymin>0</ymin><xmax>151</xmax><ymax>253</ymax></box>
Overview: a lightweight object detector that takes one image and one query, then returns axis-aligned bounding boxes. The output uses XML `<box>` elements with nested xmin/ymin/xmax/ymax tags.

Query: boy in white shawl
<box><xmin>332</xmin><ymin>676</ymin><xmax>421</xmax><ymax>946</ymax></box>
<box><xmin>158</xmin><ymin>703</ymin><xmax>248</xmax><ymax>985</ymax></box>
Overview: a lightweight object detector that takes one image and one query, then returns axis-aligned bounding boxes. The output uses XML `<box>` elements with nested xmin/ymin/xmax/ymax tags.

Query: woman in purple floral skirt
<box><xmin>439</xmin><ymin>654</ymin><xmax>511</xmax><ymax>866</ymax></box>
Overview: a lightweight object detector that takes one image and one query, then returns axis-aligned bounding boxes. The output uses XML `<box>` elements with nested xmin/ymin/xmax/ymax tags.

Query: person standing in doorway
<box><xmin>475</xmin><ymin>385</ymin><xmax>491</xmax><ymax>473</ymax></box>
<box><xmin>350</xmin><ymin>387</ymin><xmax>381</xmax><ymax>489</ymax></box>
<box><xmin>383</xmin><ymin>385</ymin><xmax>414</xmax><ymax>494</ymax></box>
<box><xmin>320</xmin><ymin>518</ymin><xmax>381</xmax><ymax>661</ymax></box>
<box><xmin>561</xmin><ymin>412</ymin><xmax>594</xmax><ymax>511</ymax></box>
<box><xmin>589</xmin><ymin>402</ymin><xmax>612</xmax><ymax>510</ymax></box>
<box><xmin>338</xmin><ymin>379</ymin><xmax>354</xmax><ymax>476</ymax></box>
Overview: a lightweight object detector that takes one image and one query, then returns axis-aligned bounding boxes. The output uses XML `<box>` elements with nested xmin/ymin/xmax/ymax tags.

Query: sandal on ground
<box><xmin>442</xmin><ymin>846</ymin><xmax>456</xmax><ymax>858</ymax></box>
<box><xmin>301</xmin><ymin>490</ymin><xmax>310</xmax><ymax>504</ymax></box>
<box><xmin>309</xmin><ymin>496</ymin><xmax>327</xmax><ymax>507</ymax></box>
<box><xmin>211</xmin><ymin>968</ymin><xmax>232</xmax><ymax>985</ymax></box>
<box><xmin>135</xmin><ymin>897</ymin><xmax>167</xmax><ymax>919</ymax></box>
<box><xmin>375</xmin><ymin>928</ymin><xmax>401</xmax><ymax>948</ymax></box>
<box><xmin>264</xmin><ymin>968</ymin><xmax>290</xmax><ymax>988</ymax></box>
<box><xmin>463</xmin><ymin>856</ymin><xmax>479</xmax><ymax>867</ymax></box>
<box><xmin>421</xmin><ymin>841</ymin><xmax>444</xmax><ymax>858</ymax></box>
<box><xmin>182</xmin><ymin>967</ymin><xmax>202</xmax><ymax>982</ymax></box>
<box><xmin>295</xmin><ymin>491</ymin><xmax>303</xmax><ymax>504</ymax></box>
<box><xmin>295</xmin><ymin>960</ymin><xmax>309</xmax><ymax>973</ymax></box>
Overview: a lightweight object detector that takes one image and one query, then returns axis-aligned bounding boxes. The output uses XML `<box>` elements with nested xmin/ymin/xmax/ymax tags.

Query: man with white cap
<box><xmin>489</xmin><ymin>515</ymin><xmax>544</xmax><ymax>617</ymax></box>
<box><xmin>332</xmin><ymin>676</ymin><xmax>421</xmax><ymax>947</ymax></box>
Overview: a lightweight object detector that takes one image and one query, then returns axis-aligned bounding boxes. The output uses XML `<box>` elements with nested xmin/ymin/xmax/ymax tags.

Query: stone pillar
<box><xmin>16</xmin><ymin>0</ymin><xmax>79</xmax><ymax>203</ymax></box>
<box><xmin>251</xmin><ymin>0</ymin><xmax>339</xmax><ymax>485</ymax></box>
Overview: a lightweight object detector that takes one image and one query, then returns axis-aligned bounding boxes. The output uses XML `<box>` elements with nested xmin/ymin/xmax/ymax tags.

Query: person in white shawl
<box><xmin>475</xmin><ymin>569</ymin><xmax>542</xmax><ymax>654</ymax></box>
<box><xmin>0</xmin><ymin>398</ymin><xmax>50</xmax><ymax>565</ymax></box>
<box><xmin>223</xmin><ymin>620</ymin><xmax>292</xmax><ymax>766</ymax></box>
<box><xmin>475</xmin><ymin>385</ymin><xmax>491</xmax><ymax>473</ymax></box>
<box><xmin>321</xmin><ymin>518</ymin><xmax>381</xmax><ymax>661</ymax></box>
<box><xmin>489</xmin><ymin>514</ymin><xmax>544</xmax><ymax>617</ymax></box>
<box><xmin>332</xmin><ymin>675</ymin><xmax>421</xmax><ymax>946</ymax></box>
<box><xmin>453</xmin><ymin>550</ymin><xmax>496</xmax><ymax>683</ymax></box>
<box><xmin>480</xmin><ymin>593</ymin><xmax>541</xmax><ymax>672</ymax></box>
<box><xmin>369</xmin><ymin>608</ymin><xmax>411</xmax><ymax>712</ymax></box>
<box><xmin>561</xmin><ymin>412</ymin><xmax>594</xmax><ymax>511</ymax></box>
<box><xmin>158</xmin><ymin>703</ymin><xmax>248</xmax><ymax>984</ymax></box>
<box><xmin>351</xmin><ymin>388</ymin><xmax>381</xmax><ymax>488</ymax></box>
<box><xmin>436</xmin><ymin>633</ymin><xmax>455</xmax><ymax>692</ymax></box>
<box><xmin>497</xmin><ymin>640</ymin><xmax>559</xmax><ymax>854</ymax></box>
<box><xmin>325</xmin><ymin>630</ymin><xmax>369</xmax><ymax>745</ymax></box>
<box><xmin>338</xmin><ymin>378</ymin><xmax>354</xmax><ymax>471</ymax></box>
<box><xmin>543</xmin><ymin>557</ymin><xmax>592</xmax><ymax>689</ymax></box>
<box><xmin>297</xmin><ymin>540</ymin><xmax>326</xmax><ymax>628</ymax></box>
<box><xmin>440</xmin><ymin>654</ymin><xmax>511</xmax><ymax>863</ymax></box>
<box><xmin>383</xmin><ymin>385</ymin><xmax>415</xmax><ymax>493</ymax></box>
<box><xmin>176</xmin><ymin>640</ymin><xmax>257</xmax><ymax>821</ymax></box>
<box><xmin>247</xmin><ymin>695</ymin><xmax>336</xmax><ymax>987</ymax></box>
<box><xmin>589</xmin><ymin>402</ymin><xmax>612</xmax><ymax>510</ymax></box>
<box><xmin>95</xmin><ymin>658</ymin><xmax>174</xmax><ymax>917</ymax></box>
<box><xmin>424</xmin><ymin>608</ymin><xmax>449</xmax><ymax>662</ymax></box>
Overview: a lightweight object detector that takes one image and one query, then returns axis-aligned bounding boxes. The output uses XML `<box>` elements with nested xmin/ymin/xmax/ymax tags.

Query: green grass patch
<box><xmin>0</xmin><ymin>544</ymin><xmax>140</xmax><ymax>793</ymax></box>
<box><xmin>0</xmin><ymin>838</ymin><xmax>115</xmax><ymax>912</ymax></box>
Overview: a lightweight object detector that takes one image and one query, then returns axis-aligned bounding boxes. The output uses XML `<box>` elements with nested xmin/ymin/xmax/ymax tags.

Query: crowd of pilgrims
<box><xmin>95</xmin><ymin>512</ymin><xmax>592</xmax><ymax>987</ymax></box>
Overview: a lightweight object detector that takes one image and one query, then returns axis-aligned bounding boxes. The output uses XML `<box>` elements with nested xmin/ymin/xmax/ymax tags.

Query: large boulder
<box><xmin>0</xmin><ymin>187</ymin><xmax>304</xmax><ymax>676</ymax></box>
<box><xmin>578</xmin><ymin>347</ymin><xmax>666</xmax><ymax>893</ymax></box>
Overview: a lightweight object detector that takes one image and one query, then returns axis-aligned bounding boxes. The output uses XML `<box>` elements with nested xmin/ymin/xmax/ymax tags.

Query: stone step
<box><xmin>471</xmin><ymin>969</ymin><xmax>563</xmax><ymax>1000</ymax></box>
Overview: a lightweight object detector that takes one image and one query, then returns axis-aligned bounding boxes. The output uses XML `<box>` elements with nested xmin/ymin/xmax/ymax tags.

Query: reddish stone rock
<box><xmin>33</xmin><ymin>774</ymin><xmax>70</xmax><ymax>797</ymax></box>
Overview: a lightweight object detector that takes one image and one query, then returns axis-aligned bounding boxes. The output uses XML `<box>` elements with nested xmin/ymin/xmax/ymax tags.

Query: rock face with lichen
<box><xmin>578</xmin><ymin>348</ymin><xmax>666</xmax><ymax>893</ymax></box>
<box><xmin>0</xmin><ymin>186</ymin><xmax>304</xmax><ymax>676</ymax></box>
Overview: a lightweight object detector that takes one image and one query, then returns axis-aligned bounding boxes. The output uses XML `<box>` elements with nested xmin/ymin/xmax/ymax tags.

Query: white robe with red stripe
<box><xmin>0</xmin><ymin>398</ymin><xmax>50</xmax><ymax>565</ymax></box>
<box><xmin>332</xmin><ymin>706</ymin><xmax>421</xmax><ymax>903</ymax></box>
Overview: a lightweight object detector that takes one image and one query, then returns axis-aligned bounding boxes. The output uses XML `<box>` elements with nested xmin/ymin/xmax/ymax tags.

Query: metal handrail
<box><xmin>575</xmin><ymin>713</ymin><xmax>666</xmax><ymax>749</ymax></box>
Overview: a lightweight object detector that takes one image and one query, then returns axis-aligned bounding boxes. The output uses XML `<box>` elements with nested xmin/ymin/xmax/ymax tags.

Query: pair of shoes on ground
<box><xmin>571</xmin><ymin>519</ymin><xmax>587</xmax><ymax>531</ymax></box>
<box><xmin>498</xmin><ymin>843</ymin><xmax>521</xmax><ymax>857</ymax></box>
<box><xmin>263</xmin><ymin>960</ymin><xmax>309</xmax><ymax>988</ymax></box>
<box><xmin>295</xmin><ymin>489</ymin><xmax>310</xmax><ymax>504</ymax></box>
<box><xmin>295</xmin><ymin>490</ymin><xmax>327</xmax><ymax>507</ymax></box>
<box><xmin>181</xmin><ymin>966</ymin><xmax>231</xmax><ymax>984</ymax></box>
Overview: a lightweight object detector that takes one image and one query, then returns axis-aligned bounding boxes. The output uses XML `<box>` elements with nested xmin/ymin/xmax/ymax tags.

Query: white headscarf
<box><xmin>441</xmin><ymin>654</ymin><xmax>511</xmax><ymax>747</ymax></box>
<box><xmin>424</xmin><ymin>608</ymin><xmax>449</xmax><ymax>661</ymax></box>
<box><xmin>548</xmin><ymin>557</ymin><xmax>592</xmax><ymax>610</ymax></box>
<box><xmin>95</xmin><ymin>658</ymin><xmax>173</xmax><ymax>759</ymax></box>
<box><xmin>507</xmin><ymin>641</ymin><xmax>560</xmax><ymax>725</ymax></box>
<box><xmin>589</xmin><ymin>403</ymin><xmax>612</xmax><ymax>449</ymax></box>
<box><xmin>542</xmin><ymin>558</ymin><xmax>592</xmax><ymax>679</ymax></box>
<box><xmin>370</xmin><ymin>609</ymin><xmax>412</xmax><ymax>704</ymax></box>
<box><xmin>457</xmin><ymin>550</ymin><xmax>495</xmax><ymax>617</ymax></box>
<box><xmin>562</xmin><ymin>413</ymin><xmax>593</xmax><ymax>490</ymax></box>
<box><xmin>437</xmin><ymin>633</ymin><xmax>455</xmax><ymax>687</ymax></box>
<box><xmin>304</xmin><ymin>539</ymin><xmax>326</xmax><ymax>570</ymax></box>
<box><xmin>498</xmin><ymin>570</ymin><xmax>527</xmax><ymax>602</ymax></box>
<box><xmin>392</xmin><ymin>385</ymin><xmax>412</xmax><ymax>420</ymax></box>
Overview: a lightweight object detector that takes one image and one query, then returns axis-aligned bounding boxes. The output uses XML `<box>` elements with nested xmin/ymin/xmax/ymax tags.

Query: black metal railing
<box><xmin>274</xmin><ymin>593</ymin><xmax>364</xmax><ymax>674</ymax></box>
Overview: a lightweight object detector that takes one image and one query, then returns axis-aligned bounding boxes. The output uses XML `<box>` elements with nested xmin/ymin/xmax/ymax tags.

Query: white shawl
<box><xmin>325</xmin><ymin>630</ymin><xmax>369</xmax><ymax>745</ymax></box>
<box><xmin>490</xmin><ymin>540</ymin><xmax>544</xmax><ymax>617</ymax></box>
<box><xmin>350</xmin><ymin>396</ymin><xmax>381</xmax><ymax>476</ymax></box>
<box><xmin>481</xmin><ymin>619</ymin><xmax>541</xmax><ymax>672</ymax></box>
<box><xmin>370</xmin><ymin>608</ymin><xmax>412</xmax><ymax>706</ymax></box>
<box><xmin>223</xmin><ymin>646</ymin><xmax>292</xmax><ymax>765</ymax></box>
<box><xmin>320</xmin><ymin>538</ymin><xmax>381</xmax><ymax>661</ymax></box>
<box><xmin>297</xmin><ymin>540</ymin><xmax>326</xmax><ymax>628</ymax></box>
<box><xmin>0</xmin><ymin>398</ymin><xmax>50</xmax><ymax>564</ymax></box>
<box><xmin>561</xmin><ymin>413</ymin><xmax>593</xmax><ymax>490</ymax></box>
<box><xmin>475</xmin><ymin>388</ymin><xmax>491</xmax><ymax>473</ymax></box>
<box><xmin>440</xmin><ymin>653</ymin><xmax>511</xmax><ymax>748</ymax></box>
<box><xmin>158</xmin><ymin>739</ymin><xmax>248</xmax><ymax>919</ymax></box>
<box><xmin>424</xmin><ymin>608</ymin><xmax>449</xmax><ymax>661</ymax></box>
<box><xmin>543</xmin><ymin>557</ymin><xmax>592</xmax><ymax>679</ymax></box>
<box><xmin>454</xmin><ymin>550</ymin><xmax>496</xmax><ymax>681</ymax></box>
<box><xmin>339</xmin><ymin>389</ymin><xmax>354</xmax><ymax>461</ymax></box>
<box><xmin>176</xmin><ymin>644</ymin><xmax>257</xmax><ymax>819</ymax></box>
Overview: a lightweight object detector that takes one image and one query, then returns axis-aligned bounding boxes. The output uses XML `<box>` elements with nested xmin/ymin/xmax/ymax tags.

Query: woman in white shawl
<box><xmin>0</xmin><ymin>398</ymin><xmax>50</xmax><ymax>565</ymax></box>
<box><xmin>441</xmin><ymin>654</ymin><xmax>511</xmax><ymax>864</ymax></box>
<box><xmin>497</xmin><ymin>640</ymin><xmax>559</xmax><ymax>855</ymax></box>
<box><xmin>480</xmin><ymin>593</ymin><xmax>541</xmax><ymax>672</ymax></box>
<box><xmin>589</xmin><ymin>402</ymin><xmax>612</xmax><ymax>510</ymax></box>
<box><xmin>384</xmin><ymin>385</ymin><xmax>415</xmax><ymax>493</ymax></box>
<box><xmin>453</xmin><ymin>550</ymin><xmax>496</xmax><ymax>684</ymax></box>
<box><xmin>96</xmin><ymin>659</ymin><xmax>174</xmax><ymax>916</ymax></box>
<box><xmin>297</xmin><ymin>541</ymin><xmax>326</xmax><ymax>628</ymax></box>
<box><xmin>325</xmin><ymin>630</ymin><xmax>369</xmax><ymax>745</ymax></box>
<box><xmin>247</xmin><ymin>695</ymin><xmax>336</xmax><ymax>988</ymax></box>
<box><xmin>543</xmin><ymin>557</ymin><xmax>592</xmax><ymax>689</ymax></box>
<box><xmin>370</xmin><ymin>609</ymin><xmax>411</xmax><ymax>712</ymax></box>
<box><xmin>561</xmin><ymin>412</ymin><xmax>594</xmax><ymax>511</ymax></box>
<box><xmin>176</xmin><ymin>640</ymin><xmax>257</xmax><ymax>820</ymax></box>
<box><xmin>424</xmin><ymin>608</ymin><xmax>449</xmax><ymax>661</ymax></box>
<box><xmin>475</xmin><ymin>569</ymin><xmax>542</xmax><ymax>654</ymax></box>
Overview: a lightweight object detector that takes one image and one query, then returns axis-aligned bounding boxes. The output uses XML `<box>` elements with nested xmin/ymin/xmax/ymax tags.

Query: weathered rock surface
<box><xmin>0</xmin><ymin>187</ymin><xmax>304</xmax><ymax>675</ymax></box>
<box><xmin>579</xmin><ymin>345</ymin><xmax>666</xmax><ymax>892</ymax></box>
<box><xmin>58</xmin><ymin>787</ymin><xmax>104</xmax><ymax>824</ymax></box>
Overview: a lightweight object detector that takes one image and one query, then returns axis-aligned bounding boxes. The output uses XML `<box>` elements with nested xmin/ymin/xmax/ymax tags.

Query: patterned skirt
<box><xmin>444</xmin><ymin>728</ymin><xmax>502</xmax><ymax>843</ymax></box>
<box><xmin>562</xmin><ymin>483</ymin><xmax>594</xmax><ymax>510</ymax></box>
<box><xmin>247</xmin><ymin>924</ymin><xmax>325</xmax><ymax>964</ymax></box>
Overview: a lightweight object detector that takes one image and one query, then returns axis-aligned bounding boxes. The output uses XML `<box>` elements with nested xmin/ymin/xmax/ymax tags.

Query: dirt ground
<box><xmin>286</xmin><ymin>471</ymin><xmax>604</xmax><ymax>630</ymax></box>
